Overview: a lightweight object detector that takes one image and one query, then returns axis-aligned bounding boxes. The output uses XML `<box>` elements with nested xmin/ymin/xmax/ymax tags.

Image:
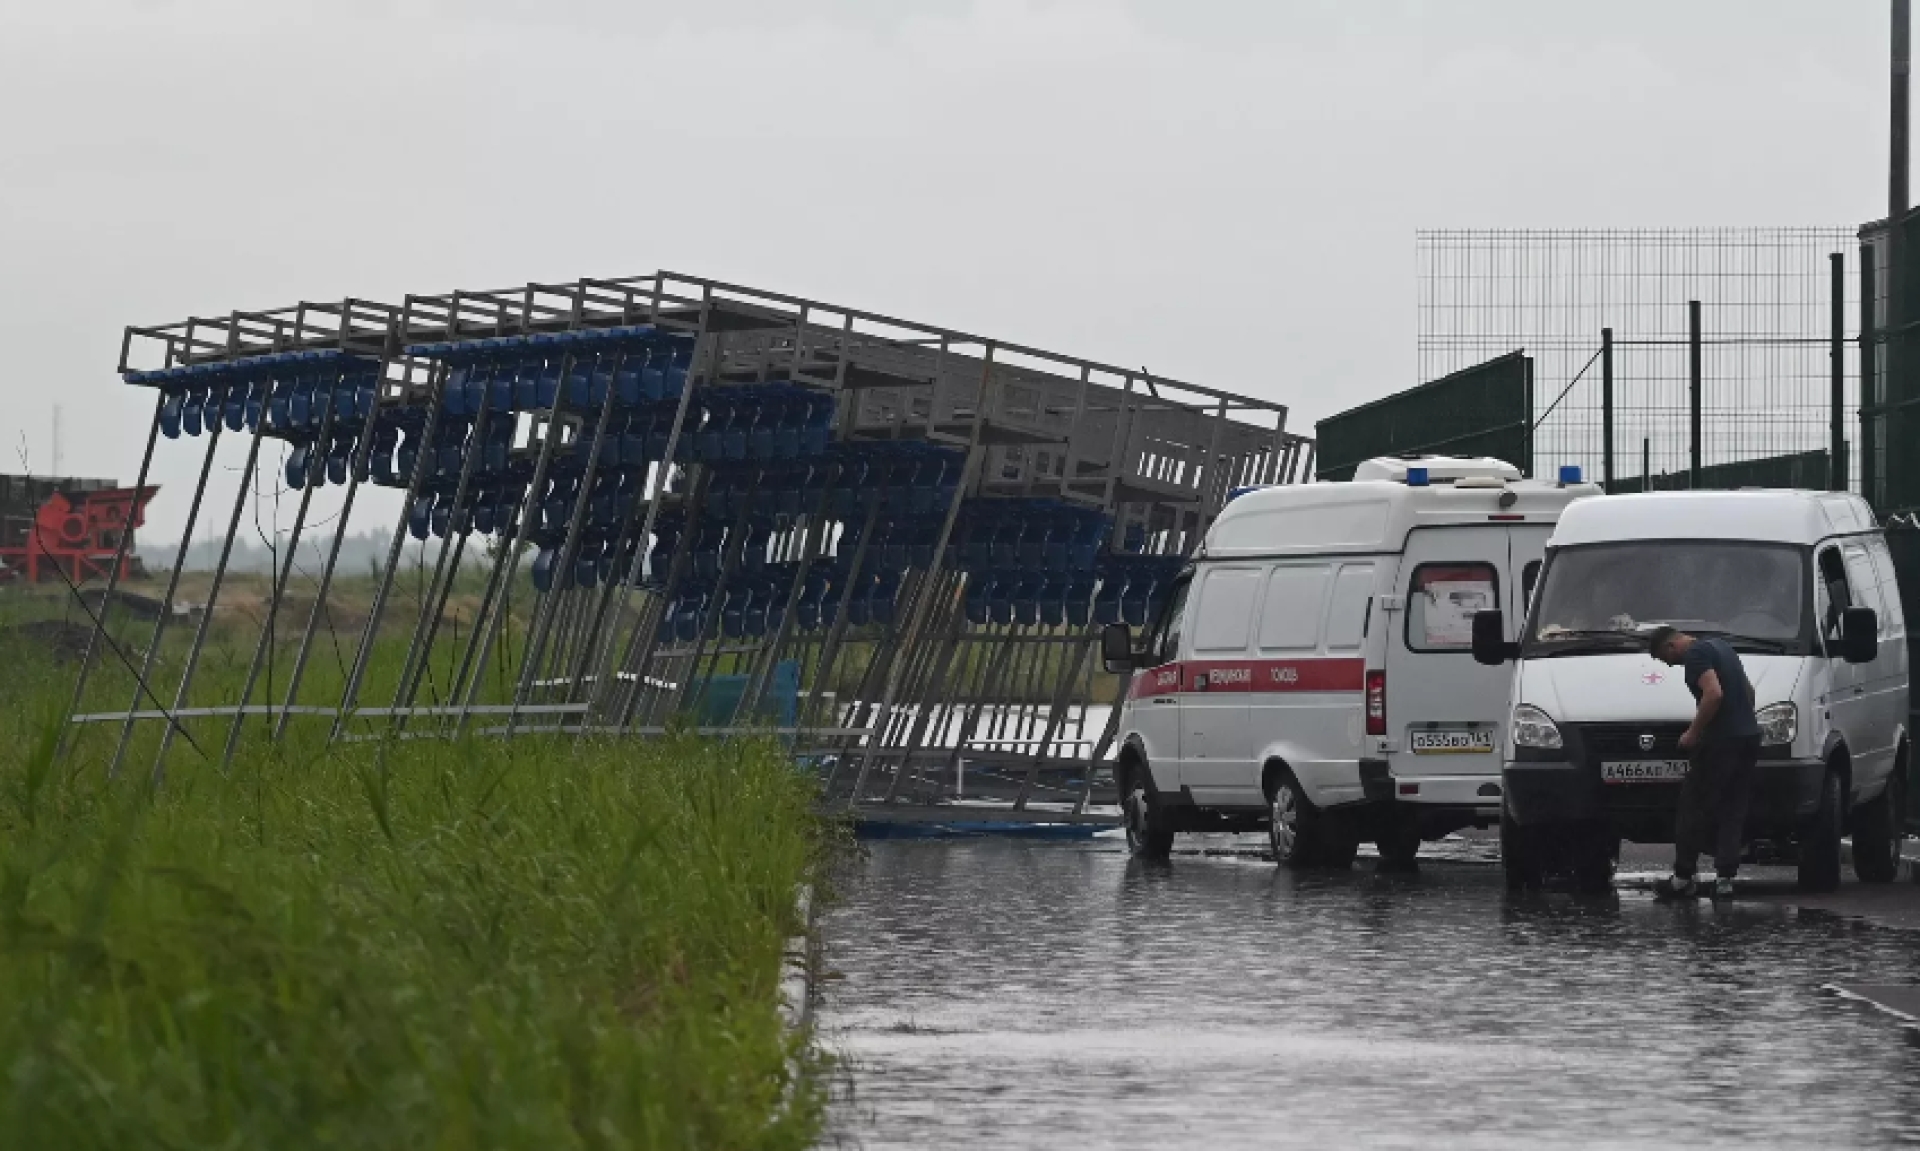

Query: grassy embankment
<box><xmin>0</xmin><ymin>598</ymin><xmax>832</xmax><ymax>1149</ymax></box>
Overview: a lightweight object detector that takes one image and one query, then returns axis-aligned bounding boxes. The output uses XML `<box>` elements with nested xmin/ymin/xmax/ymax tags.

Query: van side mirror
<box><xmin>1840</xmin><ymin>606</ymin><xmax>1879</xmax><ymax>664</ymax></box>
<box><xmin>1471</xmin><ymin>610</ymin><xmax>1518</xmax><ymax>666</ymax></box>
<box><xmin>1101</xmin><ymin>623</ymin><xmax>1138</xmax><ymax>673</ymax></box>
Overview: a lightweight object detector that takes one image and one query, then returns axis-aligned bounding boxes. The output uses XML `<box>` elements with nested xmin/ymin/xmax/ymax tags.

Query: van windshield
<box><xmin>1523</xmin><ymin>541</ymin><xmax>1810</xmax><ymax>657</ymax></box>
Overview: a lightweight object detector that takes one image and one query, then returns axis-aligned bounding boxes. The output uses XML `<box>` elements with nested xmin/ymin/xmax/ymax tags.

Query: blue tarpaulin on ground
<box><xmin>690</xmin><ymin>659</ymin><xmax>799</xmax><ymax>729</ymax></box>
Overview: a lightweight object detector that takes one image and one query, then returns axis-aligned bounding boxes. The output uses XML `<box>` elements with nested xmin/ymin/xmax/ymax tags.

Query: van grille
<box><xmin>1577</xmin><ymin>723</ymin><xmax>1688</xmax><ymax>759</ymax></box>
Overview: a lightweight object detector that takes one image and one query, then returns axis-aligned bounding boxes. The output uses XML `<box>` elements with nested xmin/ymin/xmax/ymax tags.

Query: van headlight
<box><xmin>1755</xmin><ymin>702</ymin><xmax>1797</xmax><ymax>748</ymax></box>
<box><xmin>1510</xmin><ymin>704</ymin><xmax>1563</xmax><ymax>750</ymax></box>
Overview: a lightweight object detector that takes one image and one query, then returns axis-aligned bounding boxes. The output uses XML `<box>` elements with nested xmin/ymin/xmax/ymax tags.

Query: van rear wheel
<box><xmin>1376</xmin><ymin>817</ymin><xmax>1422</xmax><ymax>871</ymax></box>
<box><xmin>1270</xmin><ymin>771</ymin><xmax>1351</xmax><ymax>869</ymax></box>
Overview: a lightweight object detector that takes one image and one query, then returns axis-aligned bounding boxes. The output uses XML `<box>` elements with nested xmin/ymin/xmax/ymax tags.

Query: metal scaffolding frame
<box><xmin>74</xmin><ymin>272</ymin><xmax>1312</xmax><ymax>820</ymax></box>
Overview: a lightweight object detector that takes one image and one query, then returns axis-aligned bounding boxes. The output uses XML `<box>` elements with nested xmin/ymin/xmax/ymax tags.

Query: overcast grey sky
<box><xmin>0</xmin><ymin>0</ymin><xmax>1894</xmax><ymax>540</ymax></box>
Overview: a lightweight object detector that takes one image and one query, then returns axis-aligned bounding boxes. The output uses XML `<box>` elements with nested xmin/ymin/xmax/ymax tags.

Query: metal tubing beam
<box><xmin>222</xmin><ymin>387</ymin><xmax>339</xmax><ymax>767</ymax></box>
<box><xmin>108</xmin><ymin>418</ymin><xmax>225</xmax><ymax>778</ymax></box>
<box><xmin>509</xmin><ymin>347</ymin><xmax>629</xmax><ymax>732</ymax></box>
<box><xmin>1014</xmin><ymin>633</ymin><xmax>1093</xmax><ymax>810</ymax></box>
<box><xmin>273</xmin><ymin>357</ymin><xmax>402</xmax><ymax>740</ymax></box>
<box><xmin>330</xmin><ymin>364</ymin><xmax>450</xmax><ymax>741</ymax></box>
<box><xmin>455</xmin><ymin>353</ymin><xmax>579</xmax><ymax>737</ymax></box>
<box><xmin>389</xmin><ymin>362</ymin><xmax>500</xmax><ymax>728</ymax></box>
<box><xmin>152</xmin><ymin>405</ymin><xmax>269</xmax><ymax>779</ymax></box>
<box><xmin>587</xmin><ymin>310</ymin><xmax>714</xmax><ymax>726</ymax></box>
<box><xmin>58</xmin><ymin>390</ymin><xmax>164</xmax><ymax>762</ymax></box>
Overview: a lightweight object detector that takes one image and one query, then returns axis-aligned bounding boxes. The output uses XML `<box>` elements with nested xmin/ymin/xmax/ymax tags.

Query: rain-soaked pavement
<box><xmin>819</xmin><ymin>834</ymin><xmax>1920</xmax><ymax>1149</ymax></box>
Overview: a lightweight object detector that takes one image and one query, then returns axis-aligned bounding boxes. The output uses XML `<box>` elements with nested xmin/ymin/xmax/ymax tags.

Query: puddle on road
<box><xmin>818</xmin><ymin>838</ymin><xmax>1920</xmax><ymax>1150</ymax></box>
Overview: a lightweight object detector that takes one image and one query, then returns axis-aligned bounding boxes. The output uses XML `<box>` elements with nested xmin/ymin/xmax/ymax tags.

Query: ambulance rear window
<box><xmin>1406</xmin><ymin>563</ymin><xmax>1498</xmax><ymax>652</ymax></box>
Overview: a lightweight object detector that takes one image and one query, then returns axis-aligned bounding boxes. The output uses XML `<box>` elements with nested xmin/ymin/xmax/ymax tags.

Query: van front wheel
<box><xmin>1852</xmin><ymin>760</ymin><xmax>1907</xmax><ymax>884</ymax></box>
<box><xmin>1798</xmin><ymin>770</ymin><xmax>1844</xmax><ymax>893</ymax></box>
<box><xmin>1121</xmin><ymin>760</ymin><xmax>1175</xmax><ymax>860</ymax></box>
<box><xmin>1501</xmin><ymin>803</ymin><xmax>1543</xmax><ymax>892</ymax></box>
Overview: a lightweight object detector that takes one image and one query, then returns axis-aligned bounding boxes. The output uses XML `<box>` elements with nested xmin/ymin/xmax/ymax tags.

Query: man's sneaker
<box><xmin>1711</xmin><ymin>876</ymin><xmax>1736</xmax><ymax>901</ymax></box>
<box><xmin>1653</xmin><ymin>874</ymin><xmax>1698</xmax><ymax>900</ymax></box>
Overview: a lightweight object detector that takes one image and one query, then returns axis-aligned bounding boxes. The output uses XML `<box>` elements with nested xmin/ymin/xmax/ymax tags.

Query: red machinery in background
<box><xmin>0</xmin><ymin>475</ymin><xmax>158</xmax><ymax>585</ymax></box>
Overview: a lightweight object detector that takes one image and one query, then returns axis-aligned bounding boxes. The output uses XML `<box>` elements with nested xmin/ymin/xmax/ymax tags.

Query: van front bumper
<box><xmin>1505</xmin><ymin>756</ymin><xmax>1827</xmax><ymax>836</ymax></box>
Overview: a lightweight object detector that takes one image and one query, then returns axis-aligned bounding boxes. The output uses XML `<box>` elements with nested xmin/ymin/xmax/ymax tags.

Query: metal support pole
<box><xmin>734</xmin><ymin>496</ymin><xmax>833</xmax><ymax>723</ymax></box>
<box><xmin>1862</xmin><ymin>242</ymin><xmax>1880</xmax><ymax>510</ymax></box>
<box><xmin>612</xmin><ymin>470</ymin><xmax>712</xmax><ymax>729</ymax></box>
<box><xmin>1896</xmin><ymin>0</ymin><xmax>1911</xmax><ymax>218</ymax></box>
<box><xmin>222</xmin><ymin>385</ymin><xmax>339</xmax><ymax>767</ymax></box>
<box><xmin>1075</xmin><ymin>672</ymin><xmax>1131</xmax><ymax>814</ymax></box>
<box><xmin>389</xmin><ymin>363</ymin><xmax>500</xmax><ymax>729</ymax></box>
<box><xmin>1014</xmin><ymin>632</ymin><xmax>1094</xmax><ymax>810</ymax></box>
<box><xmin>1600</xmin><ymin>328</ymin><xmax>1614</xmax><ymax>493</ymax></box>
<box><xmin>1688</xmin><ymin>299</ymin><xmax>1703</xmax><ymax>490</ymax></box>
<box><xmin>108</xmin><ymin>418</ymin><xmax>224</xmax><ymax>778</ymax></box>
<box><xmin>586</xmin><ymin>315</ymin><xmax>714</xmax><ymax>726</ymax></box>
<box><xmin>880</xmin><ymin>573</ymin><xmax>967</xmax><ymax>802</ymax></box>
<box><xmin>455</xmin><ymin>352</ymin><xmax>578</xmax><ymax>737</ymax></box>
<box><xmin>939</xmin><ymin>624</ymin><xmax>1020</xmax><ymax>786</ymax></box>
<box><xmin>153</xmin><ymin>406</ymin><xmax>270</xmax><ymax>779</ymax></box>
<box><xmin>844</xmin><ymin>439</ymin><xmax>983</xmax><ymax>804</ymax></box>
<box><xmin>1833</xmin><ymin>251</ymin><xmax>1849</xmax><ymax>492</ymax></box>
<box><xmin>509</xmin><ymin>347</ymin><xmax>629</xmax><ymax>732</ymax></box>
<box><xmin>273</xmin><ymin>356</ymin><xmax>399</xmax><ymax>741</ymax></box>
<box><xmin>58</xmin><ymin>391</ymin><xmax>163</xmax><ymax>761</ymax></box>
<box><xmin>1642</xmin><ymin>437</ymin><xmax>1651</xmax><ymax>492</ymax></box>
<box><xmin>800</xmin><ymin>499</ymin><xmax>881</xmax><ymax>730</ymax></box>
<box><xmin>330</xmin><ymin>364</ymin><xmax>450</xmax><ymax>741</ymax></box>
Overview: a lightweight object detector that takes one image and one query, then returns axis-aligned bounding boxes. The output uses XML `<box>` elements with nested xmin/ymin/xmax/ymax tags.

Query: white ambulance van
<box><xmin>1472</xmin><ymin>490</ymin><xmax>1911</xmax><ymax>893</ymax></box>
<box><xmin>1100</xmin><ymin>455</ymin><xmax>1601</xmax><ymax>865</ymax></box>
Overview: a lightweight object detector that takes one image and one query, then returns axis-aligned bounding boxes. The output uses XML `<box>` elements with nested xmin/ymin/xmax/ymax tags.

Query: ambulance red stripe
<box><xmin>1127</xmin><ymin>657</ymin><xmax>1367</xmax><ymax>699</ymax></box>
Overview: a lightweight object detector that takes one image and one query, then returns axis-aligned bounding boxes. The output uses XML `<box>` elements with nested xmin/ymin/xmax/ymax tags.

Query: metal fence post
<box><xmin>1833</xmin><ymin>251</ymin><xmax>1848</xmax><ymax>492</ymax></box>
<box><xmin>1688</xmin><ymin>300</ymin><xmax>1703</xmax><ymax>489</ymax></box>
<box><xmin>1862</xmin><ymin>242</ymin><xmax>1880</xmax><ymax>510</ymax></box>
<box><xmin>1600</xmin><ymin>327</ymin><xmax>1614</xmax><ymax>492</ymax></box>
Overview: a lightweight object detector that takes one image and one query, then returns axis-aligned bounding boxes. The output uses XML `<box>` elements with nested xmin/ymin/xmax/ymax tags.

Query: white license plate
<box><xmin>1410</xmin><ymin>729</ymin><xmax>1495</xmax><ymax>754</ymax></box>
<box><xmin>1600</xmin><ymin>759</ymin><xmax>1691</xmax><ymax>783</ymax></box>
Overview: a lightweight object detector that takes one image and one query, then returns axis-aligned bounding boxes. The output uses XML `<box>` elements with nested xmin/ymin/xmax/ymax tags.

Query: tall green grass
<box><xmin>0</xmin><ymin>635</ymin><xmax>829</xmax><ymax>1149</ymax></box>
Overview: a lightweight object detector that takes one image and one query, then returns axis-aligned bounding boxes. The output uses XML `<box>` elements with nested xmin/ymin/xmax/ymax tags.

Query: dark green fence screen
<box><xmin>1608</xmin><ymin>449</ymin><xmax>1831</xmax><ymax>494</ymax></box>
<box><xmin>1315</xmin><ymin>352</ymin><xmax>1534</xmax><ymax>481</ymax></box>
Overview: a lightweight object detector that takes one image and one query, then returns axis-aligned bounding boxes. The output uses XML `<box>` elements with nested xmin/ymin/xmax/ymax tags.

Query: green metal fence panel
<box><xmin>1607</xmin><ymin>449</ymin><xmax>1831</xmax><ymax>494</ymax></box>
<box><xmin>1315</xmin><ymin>352</ymin><xmax>1533</xmax><ymax>481</ymax></box>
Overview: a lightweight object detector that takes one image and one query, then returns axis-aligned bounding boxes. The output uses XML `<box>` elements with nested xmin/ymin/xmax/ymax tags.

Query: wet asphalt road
<box><xmin>818</xmin><ymin>836</ymin><xmax>1920</xmax><ymax>1149</ymax></box>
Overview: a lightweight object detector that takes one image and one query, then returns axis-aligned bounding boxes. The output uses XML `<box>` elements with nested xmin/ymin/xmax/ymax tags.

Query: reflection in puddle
<box><xmin>820</xmin><ymin>839</ymin><xmax>1920</xmax><ymax>1149</ymax></box>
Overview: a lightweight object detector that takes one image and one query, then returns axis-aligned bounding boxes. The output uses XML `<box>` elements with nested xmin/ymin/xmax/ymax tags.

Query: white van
<box><xmin>1472</xmin><ymin>490</ymin><xmax>1911</xmax><ymax>893</ymax></box>
<box><xmin>1100</xmin><ymin>455</ymin><xmax>1601</xmax><ymax>865</ymax></box>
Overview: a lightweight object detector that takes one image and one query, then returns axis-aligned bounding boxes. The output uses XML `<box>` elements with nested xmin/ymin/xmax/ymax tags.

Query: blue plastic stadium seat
<box><xmin>326</xmin><ymin>440</ymin><xmax>350</xmax><ymax>486</ymax></box>
<box><xmin>1066</xmin><ymin>577</ymin><xmax>1095</xmax><ymax>628</ymax></box>
<box><xmin>284</xmin><ymin>442</ymin><xmax>311</xmax><ymax>490</ymax></box>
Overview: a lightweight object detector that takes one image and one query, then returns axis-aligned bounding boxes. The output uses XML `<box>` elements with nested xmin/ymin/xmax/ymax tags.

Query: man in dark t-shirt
<box><xmin>1647</xmin><ymin>627</ymin><xmax>1762</xmax><ymax>900</ymax></box>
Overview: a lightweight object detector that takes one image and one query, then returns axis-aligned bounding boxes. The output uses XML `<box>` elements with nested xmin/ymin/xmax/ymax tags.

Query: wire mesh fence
<box><xmin>1418</xmin><ymin>228</ymin><xmax>1857</xmax><ymax>492</ymax></box>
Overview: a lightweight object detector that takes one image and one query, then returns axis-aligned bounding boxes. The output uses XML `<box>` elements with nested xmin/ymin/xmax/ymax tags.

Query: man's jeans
<box><xmin>1674</xmin><ymin>735</ymin><xmax>1762</xmax><ymax>879</ymax></box>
